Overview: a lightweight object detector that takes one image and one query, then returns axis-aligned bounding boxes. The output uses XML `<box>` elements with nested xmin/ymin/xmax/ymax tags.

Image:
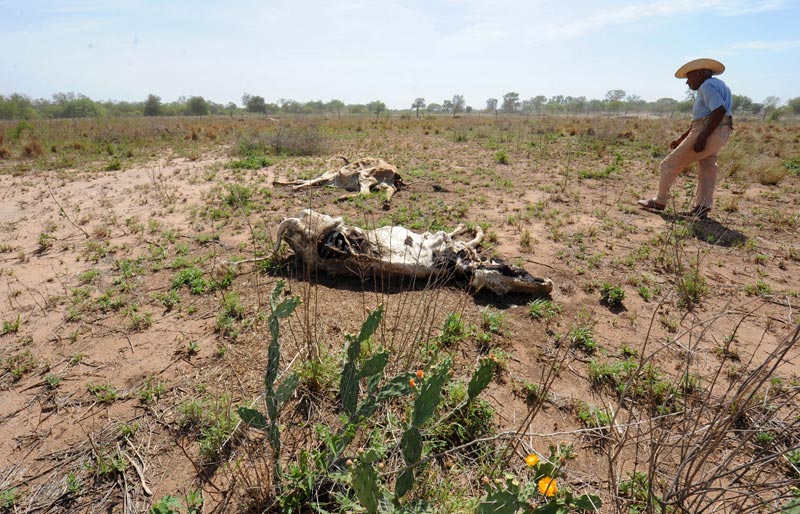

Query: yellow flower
<box><xmin>409</xmin><ymin>378</ymin><xmax>416</xmax><ymax>388</ymax></box>
<box><xmin>538</xmin><ymin>477</ymin><xmax>558</xmax><ymax>497</ymax></box>
<box><xmin>525</xmin><ymin>453</ymin><xmax>539</xmax><ymax>467</ymax></box>
<box><xmin>416</xmin><ymin>369</ymin><xmax>425</xmax><ymax>379</ymax></box>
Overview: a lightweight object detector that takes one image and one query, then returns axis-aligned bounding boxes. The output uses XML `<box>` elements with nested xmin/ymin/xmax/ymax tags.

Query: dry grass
<box><xmin>0</xmin><ymin>113</ymin><xmax>798</xmax><ymax>513</ymax></box>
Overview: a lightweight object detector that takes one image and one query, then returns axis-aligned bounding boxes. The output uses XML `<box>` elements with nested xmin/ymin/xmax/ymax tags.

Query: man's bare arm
<box><xmin>693</xmin><ymin>106</ymin><xmax>726</xmax><ymax>153</ymax></box>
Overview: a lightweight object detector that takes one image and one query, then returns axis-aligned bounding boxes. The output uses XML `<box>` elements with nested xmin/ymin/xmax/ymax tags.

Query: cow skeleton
<box><xmin>277</xmin><ymin>157</ymin><xmax>403</xmax><ymax>207</ymax></box>
<box><xmin>272</xmin><ymin>209</ymin><xmax>553</xmax><ymax>296</ymax></box>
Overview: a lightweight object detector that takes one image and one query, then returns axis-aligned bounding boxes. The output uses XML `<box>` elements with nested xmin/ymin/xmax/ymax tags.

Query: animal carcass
<box><xmin>277</xmin><ymin>157</ymin><xmax>403</xmax><ymax>207</ymax></box>
<box><xmin>274</xmin><ymin>209</ymin><xmax>553</xmax><ymax>296</ymax></box>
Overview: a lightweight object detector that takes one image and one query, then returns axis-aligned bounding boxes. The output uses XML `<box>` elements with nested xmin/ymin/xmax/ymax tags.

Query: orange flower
<box><xmin>409</xmin><ymin>378</ymin><xmax>416</xmax><ymax>388</ymax></box>
<box><xmin>525</xmin><ymin>453</ymin><xmax>539</xmax><ymax>467</ymax></box>
<box><xmin>416</xmin><ymin>369</ymin><xmax>425</xmax><ymax>379</ymax></box>
<box><xmin>538</xmin><ymin>477</ymin><xmax>558</xmax><ymax>497</ymax></box>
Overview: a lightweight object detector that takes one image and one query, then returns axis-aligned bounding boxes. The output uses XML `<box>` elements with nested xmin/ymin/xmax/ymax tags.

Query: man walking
<box><xmin>638</xmin><ymin>58</ymin><xmax>733</xmax><ymax>219</ymax></box>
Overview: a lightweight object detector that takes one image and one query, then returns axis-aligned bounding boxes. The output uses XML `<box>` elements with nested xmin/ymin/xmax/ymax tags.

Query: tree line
<box><xmin>1</xmin><ymin>90</ymin><xmax>798</xmax><ymax>121</ymax></box>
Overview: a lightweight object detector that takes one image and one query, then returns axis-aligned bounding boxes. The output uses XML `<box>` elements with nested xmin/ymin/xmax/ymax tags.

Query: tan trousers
<box><xmin>657</xmin><ymin>118</ymin><xmax>732</xmax><ymax>208</ymax></box>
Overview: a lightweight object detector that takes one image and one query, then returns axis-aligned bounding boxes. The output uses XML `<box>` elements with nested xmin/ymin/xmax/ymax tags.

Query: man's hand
<box><xmin>693</xmin><ymin>135</ymin><xmax>707</xmax><ymax>153</ymax></box>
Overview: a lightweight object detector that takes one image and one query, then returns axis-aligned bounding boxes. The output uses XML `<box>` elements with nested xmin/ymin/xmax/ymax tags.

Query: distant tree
<box><xmin>748</xmin><ymin>102</ymin><xmax>764</xmax><ymax>116</ymax></box>
<box><xmin>485</xmin><ymin>98</ymin><xmax>498</xmax><ymax>115</ymax></box>
<box><xmin>0</xmin><ymin>93</ymin><xmax>37</xmax><ymax>120</ymax></box>
<box><xmin>532</xmin><ymin>95</ymin><xmax>547</xmax><ymax>114</ymax></box>
<box><xmin>653</xmin><ymin>97</ymin><xmax>678</xmax><ymax>115</ymax></box>
<box><xmin>442</xmin><ymin>100</ymin><xmax>453</xmax><ymax>113</ymax></box>
<box><xmin>501</xmin><ymin>92</ymin><xmax>520</xmax><ymax>113</ymax></box>
<box><xmin>605</xmin><ymin>90</ymin><xmax>626</xmax><ymax>102</ymax></box>
<box><xmin>349</xmin><ymin>104</ymin><xmax>368</xmax><ymax>114</ymax></box>
<box><xmin>762</xmin><ymin>96</ymin><xmax>781</xmax><ymax>118</ymax></box>
<box><xmin>451</xmin><ymin>94</ymin><xmax>465</xmax><ymax>117</ymax></box>
<box><xmin>732</xmin><ymin>94</ymin><xmax>752</xmax><ymax>114</ymax></box>
<box><xmin>412</xmin><ymin>97</ymin><xmax>426</xmax><ymax>118</ymax></box>
<box><xmin>143</xmin><ymin>94</ymin><xmax>162</xmax><ymax>116</ymax></box>
<box><xmin>225</xmin><ymin>102</ymin><xmax>238</xmax><ymax>116</ymax></box>
<box><xmin>58</xmin><ymin>94</ymin><xmax>105</xmax><ymax>118</ymax></box>
<box><xmin>787</xmin><ymin>97</ymin><xmax>800</xmax><ymax>115</ymax></box>
<box><xmin>305</xmin><ymin>100</ymin><xmax>325</xmax><ymax>113</ymax></box>
<box><xmin>426</xmin><ymin>103</ymin><xmax>442</xmax><ymax>113</ymax></box>
<box><xmin>367</xmin><ymin>100</ymin><xmax>386</xmax><ymax>119</ymax></box>
<box><xmin>567</xmin><ymin>96</ymin><xmax>587</xmax><ymax>114</ymax></box>
<box><xmin>466</xmin><ymin>106</ymin><xmax>473</xmax><ymax>114</ymax></box>
<box><xmin>186</xmin><ymin>96</ymin><xmax>209</xmax><ymax>115</ymax></box>
<box><xmin>244</xmin><ymin>94</ymin><xmax>267</xmax><ymax>114</ymax></box>
<box><xmin>327</xmin><ymin>99</ymin><xmax>345</xmax><ymax>117</ymax></box>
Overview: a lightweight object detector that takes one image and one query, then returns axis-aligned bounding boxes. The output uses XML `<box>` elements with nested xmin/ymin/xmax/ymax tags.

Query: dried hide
<box><xmin>274</xmin><ymin>209</ymin><xmax>553</xmax><ymax>296</ymax></box>
<box><xmin>277</xmin><ymin>157</ymin><xmax>403</xmax><ymax>207</ymax></box>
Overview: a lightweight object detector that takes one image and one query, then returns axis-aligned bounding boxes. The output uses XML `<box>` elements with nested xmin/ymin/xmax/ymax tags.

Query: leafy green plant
<box><xmin>599</xmin><ymin>282</ymin><xmax>625</xmax><ymax>307</ymax></box>
<box><xmin>171</xmin><ymin>266</ymin><xmax>210</xmax><ymax>295</ymax></box>
<box><xmin>786</xmin><ymin>449</ymin><xmax>800</xmax><ymax>477</ymax></box>
<box><xmin>477</xmin><ymin>443</ymin><xmax>601</xmax><ymax>513</ymax></box>
<box><xmin>438</xmin><ymin>312</ymin><xmax>470</xmax><ymax>347</ymax></box>
<box><xmin>494</xmin><ymin>150</ymin><xmax>509</xmax><ymax>165</ymax></box>
<box><xmin>0</xmin><ymin>488</ymin><xmax>18</xmax><ymax>509</ymax></box>
<box><xmin>45</xmin><ymin>374</ymin><xmax>62</xmax><ymax>389</ymax></box>
<box><xmin>481</xmin><ymin>307</ymin><xmax>505</xmax><ymax>335</ymax></box>
<box><xmin>139</xmin><ymin>375</ymin><xmax>166</xmax><ymax>405</ymax></box>
<box><xmin>577</xmin><ymin>403</ymin><xmax>611</xmax><ymax>430</ymax></box>
<box><xmin>238</xmin><ymin>280</ymin><xmax>302</xmax><ymax>485</ymax></box>
<box><xmin>744</xmin><ymin>278</ymin><xmax>772</xmax><ymax>296</ymax></box>
<box><xmin>1</xmin><ymin>315</ymin><xmax>20</xmax><ymax>335</ymax></box>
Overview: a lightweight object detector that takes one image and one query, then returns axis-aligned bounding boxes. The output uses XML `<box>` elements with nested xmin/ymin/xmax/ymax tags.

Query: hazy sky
<box><xmin>1</xmin><ymin>0</ymin><xmax>799</xmax><ymax>109</ymax></box>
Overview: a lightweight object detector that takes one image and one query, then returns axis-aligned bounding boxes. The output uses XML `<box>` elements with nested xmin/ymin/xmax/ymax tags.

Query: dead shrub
<box><xmin>269</xmin><ymin>125</ymin><xmax>327</xmax><ymax>156</ymax></box>
<box><xmin>23</xmin><ymin>140</ymin><xmax>43</xmax><ymax>158</ymax></box>
<box><xmin>752</xmin><ymin>155</ymin><xmax>788</xmax><ymax>186</ymax></box>
<box><xmin>0</xmin><ymin>146</ymin><xmax>10</xmax><ymax>159</ymax></box>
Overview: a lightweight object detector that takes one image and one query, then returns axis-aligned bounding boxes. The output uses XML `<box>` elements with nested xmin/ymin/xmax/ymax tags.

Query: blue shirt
<box><xmin>692</xmin><ymin>77</ymin><xmax>732</xmax><ymax>120</ymax></box>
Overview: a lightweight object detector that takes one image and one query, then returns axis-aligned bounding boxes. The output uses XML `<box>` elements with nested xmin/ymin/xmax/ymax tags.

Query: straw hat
<box><xmin>675</xmin><ymin>58</ymin><xmax>725</xmax><ymax>78</ymax></box>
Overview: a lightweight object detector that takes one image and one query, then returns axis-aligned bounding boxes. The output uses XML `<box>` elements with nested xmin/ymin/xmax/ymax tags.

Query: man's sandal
<box><xmin>680</xmin><ymin>205</ymin><xmax>711</xmax><ymax>220</ymax></box>
<box><xmin>637</xmin><ymin>198</ymin><xmax>666</xmax><ymax>211</ymax></box>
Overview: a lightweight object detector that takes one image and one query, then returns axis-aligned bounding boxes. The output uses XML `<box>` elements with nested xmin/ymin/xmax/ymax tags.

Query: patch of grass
<box><xmin>527</xmin><ymin>299</ymin><xmax>561</xmax><ymax>321</ymax></box>
<box><xmin>177</xmin><ymin>394</ymin><xmax>238</xmax><ymax>461</ymax></box>
<box><xmin>494</xmin><ymin>150</ymin><xmax>509</xmax><ymax>165</ymax></box>
<box><xmin>567</xmin><ymin>324</ymin><xmax>598</xmax><ymax>354</ymax></box>
<box><xmin>227</xmin><ymin>155</ymin><xmax>273</xmax><ymax>169</ymax></box>
<box><xmin>172</xmin><ymin>266</ymin><xmax>210</xmax><ymax>295</ymax></box>
<box><xmin>87</xmin><ymin>382</ymin><xmax>120</xmax><ymax>403</ymax></box>
<box><xmin>216</xmin><ymin>292</ymin><xmax>246</xmax><ymax>339</ymax></box>
<box><xmin>429</xmin><ymin>381</ymin><xmax>496</xmax><ymax>455</ymax></box>
<box><xmin>3</xmin><ymin>349</ymin><xmax>38</xmax><ymax>381</ymax></box>
<box><xmin>0</xmin><ymin>488</ymin><xmax>18</xmax><ymax>509</ymax></box>
<box><xmin>77</xmin><ymin>268</ymin><xmax>101</xmax><ymax>284</ymax></box>
<box><xmin>676</xmin><ymin>270</ymin><xmax>707</xmax><ymax>308</ymax></box>
<box><xmin>139</xmin><ymin>375</ymin><xmax>166</xmax><ymax>405</ymax></box>
<box><xmin>744</xmin><ymin>278</ymin><xmax>772</xmax><ymax>296</ymax></box>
